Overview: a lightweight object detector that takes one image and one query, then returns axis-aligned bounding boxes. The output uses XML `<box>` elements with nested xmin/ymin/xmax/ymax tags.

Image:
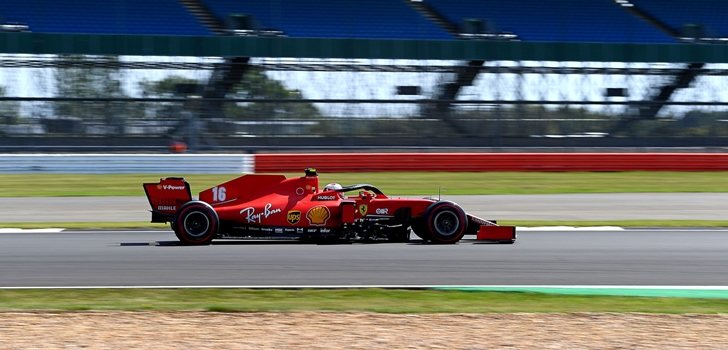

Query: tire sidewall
<box><xmin>424</xmin><ymin>201</ymin><xmax>467</xmax><ymax>244</ymax></box>
<box><xmin>174</xmin><ymin>201</ymin><xmax>219</xmax><ymax>245</ymax></box>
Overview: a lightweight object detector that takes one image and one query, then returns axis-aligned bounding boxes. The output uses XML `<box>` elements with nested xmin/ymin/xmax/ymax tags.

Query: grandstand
<box><xmin>0</xmin><ymin>0</ymin><xmax>209</xmax><ymax>35</ymax></box>
<box><xmin>2</xmin><ymin>0</ymin><xmax>728</xmax><ymax>150</ymax></box>
<box><xmin>425</xmin><ymin>0</ymin><xmax>670</xmax><ymax>43</ymax></box>
<box><xmin>635</xmin><ymin>0</ymin><xmax>728</xmax><ymax>40</ymax></box>
<box><xmin>202</xmin><ymin>0</ymin><xmax>449</xmax><ymax>39</ymax></box>
<box><xmin>5</xmin><ymin>0</ymin><xmax>726</xmax><ymax>41</ymax></box>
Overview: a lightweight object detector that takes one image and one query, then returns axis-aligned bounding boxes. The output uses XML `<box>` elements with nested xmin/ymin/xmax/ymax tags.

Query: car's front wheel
<box><xmin>422</xmin><ymin>201</ymin><xmax>467</xmax><ymax>244</ymax></box>
<box><xmin>173</xmin><ymin>201</ymin><xmax>219</xmax><ymax>245</ymax></box>
<box><xmin>410</xmin><ymin>220</ymin><xmax>431</xmax><ymax>242</ymax></box>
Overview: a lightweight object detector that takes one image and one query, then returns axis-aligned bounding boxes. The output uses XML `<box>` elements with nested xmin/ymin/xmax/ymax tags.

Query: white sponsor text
<box><xmin>240</xmin><ymin>203</ymin><xmax>282</xmax><ymax>223</ymax></box>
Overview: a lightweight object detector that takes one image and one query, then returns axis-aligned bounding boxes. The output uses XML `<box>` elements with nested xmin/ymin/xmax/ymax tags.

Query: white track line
<box><xmin>517</xmin><ymin>226</ymin><xmax>625</xmax><ymax>231</ymax></box>
<box><xmin>0</xmin><ymin>228</ymin><xmax>65</xmax><ymax>233</ymax></box>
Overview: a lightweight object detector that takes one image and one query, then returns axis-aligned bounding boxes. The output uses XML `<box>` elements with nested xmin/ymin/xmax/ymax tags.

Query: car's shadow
<box><xmin>119</xmin><ymin>235</ymin><xmax>497</xmax><ymax>247</ymax></box>
<box><xmin>119</xmin><ymin>239</ymin><xmax>432</xmax><ymax>247</ymax></box>
<box><xmin>120</xmin><ymin>240</ymin><xmax>309</xmax><ymax>247</ymax></box>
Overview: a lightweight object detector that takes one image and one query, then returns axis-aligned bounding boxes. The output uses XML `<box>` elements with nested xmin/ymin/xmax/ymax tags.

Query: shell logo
<box><xmin>306</xmin><ymin>206</ymin><xmax>330</xmax><ymax>225</ymax></box>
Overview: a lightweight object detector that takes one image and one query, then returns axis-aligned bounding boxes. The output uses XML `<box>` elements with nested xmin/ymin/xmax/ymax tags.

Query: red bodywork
<box><xmin>144</xmin><ymin>170</ymin><xmax>516</xmax><ymax>244</ymax></box>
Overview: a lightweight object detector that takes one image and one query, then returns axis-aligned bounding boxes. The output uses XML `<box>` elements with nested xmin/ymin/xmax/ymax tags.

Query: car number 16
<box><xmin>212</xmin><ymin>186</ymin><xmax>227</xmax><ymax>202</ymax></box>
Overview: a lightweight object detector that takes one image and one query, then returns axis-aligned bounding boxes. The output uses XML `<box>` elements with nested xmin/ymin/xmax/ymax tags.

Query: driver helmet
<box><xmin>323</xmin><ymin>183</ymin><xmax>342</xmax><ymax>192</ymax></box>
<box><xmin>323</xmin><ymin>182</ymin><xmax>345</xmax><ymax>198</ymax></box>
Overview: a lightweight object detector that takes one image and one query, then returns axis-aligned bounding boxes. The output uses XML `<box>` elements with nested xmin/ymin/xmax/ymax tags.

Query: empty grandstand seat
<box><xmin>2</xmin><ymin>0</ymin><xmax>712</xmax><ymax>43</ymax></box>
<box><xmin>634</xmin><ymin>0</ymin><xmax>728</xmax><ymax>39</ymax></box>
<box><xmin>427</xmin><ymin>0</ymin><xmax>672</xmax><ymax>43</ymax></box>
<box><xmin>202</xmin><ymin>0</ymin><xmax>450</xmax><ymax>39</ymax></box>
<box><xmin>0</xmin><ymin>0</ymin><xmax>209</xmax><ymax>35</ymax></box>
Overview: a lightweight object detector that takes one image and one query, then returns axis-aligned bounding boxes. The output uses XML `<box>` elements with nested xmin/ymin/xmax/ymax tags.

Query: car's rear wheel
<box><xmin>173</xmin><ymin>201</ymin><xmax>219</xmax><ymax>245</ymax></box>
<box><xmin>423</xmin><ymin>201</ymin><xmax>467</xmax><ymax>244</ymax></box>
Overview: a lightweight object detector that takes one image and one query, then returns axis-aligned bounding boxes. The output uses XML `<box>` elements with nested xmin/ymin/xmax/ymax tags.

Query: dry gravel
<box><xmin>2</xmin><ymin>312</ymin><xmax>728</xmax><ymax>349</ymax></box>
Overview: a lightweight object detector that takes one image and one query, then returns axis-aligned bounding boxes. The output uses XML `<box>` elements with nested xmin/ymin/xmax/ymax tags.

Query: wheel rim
<box><xmin>183</xmin><ymin>211</ymin><xmax>210</xmax><ymax>238</ymax></box>
<box><xmin>433</xmin><ymin>210</ymin><xmax>460</xmax><ymax>237</ymax></box>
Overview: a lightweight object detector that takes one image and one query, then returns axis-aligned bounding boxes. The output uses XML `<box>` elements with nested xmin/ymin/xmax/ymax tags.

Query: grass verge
<box><xmin>3</xmin><ymin>220</ymin><xmax>728</xmax><ymax>230</ymax></box>
<box><xmin>2</xmin><ymin>171</ymin><xmax>728</xmax><ymax>197</ymax></box>
<box><xmin>1</xmin><ymin>289</ymin><xmax>728</xmax><ymax>313</ymax></box>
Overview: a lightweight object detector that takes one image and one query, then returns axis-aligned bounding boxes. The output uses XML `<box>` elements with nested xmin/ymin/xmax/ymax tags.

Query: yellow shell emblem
<box><xmin>358</xmin><ymin>204</ymin><xmax>368</xmax><ymax>216</ymax></box>
<box><xmin>306</xmin><ymin>206</ymin><xmax>330</xmax><ymax>225</ymax></box>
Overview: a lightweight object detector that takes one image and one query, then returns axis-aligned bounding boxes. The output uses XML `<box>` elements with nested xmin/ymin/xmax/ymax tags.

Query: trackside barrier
<box><xmin>5</xmin><ymin>153</ymin><xmax>728</xmax><ymax>174</ymax></box>
<box><xmin>0</xmin><ymin>154</ymin><xmax>254</xmax><ymax>174</ymax></box>
<box><xmin>254</xmin><ymin>153</ymin><xmax>728</xmax><ymax>172</ymax></box>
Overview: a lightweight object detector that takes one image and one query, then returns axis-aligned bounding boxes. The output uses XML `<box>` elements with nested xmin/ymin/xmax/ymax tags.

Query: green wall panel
<box><xmin>1</xmin><ymin>32</ymin><xmax>727</xmax><ymax>63</ymax></box>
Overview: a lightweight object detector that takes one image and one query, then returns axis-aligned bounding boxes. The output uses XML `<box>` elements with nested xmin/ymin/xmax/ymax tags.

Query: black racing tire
<box><xmin>173</xmin><ymin>201</ymin><xmax>219</xmax><ymax>245</ymax></box>
<box><xmin>410</xmin><ymin>219</ymin><xmax>431</xmax><ymax>242</ymax></box>
<box><xmin>423</xmin><ymin>201</ymin><xmax>468</xmax><ymax>244</ymax></box>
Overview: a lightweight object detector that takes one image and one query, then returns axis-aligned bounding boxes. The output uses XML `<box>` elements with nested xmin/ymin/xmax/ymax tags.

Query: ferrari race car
<box><xmin>143</xmin><ymin>168</ymin><xmax>516</xmax><ymax>245</ymax></box>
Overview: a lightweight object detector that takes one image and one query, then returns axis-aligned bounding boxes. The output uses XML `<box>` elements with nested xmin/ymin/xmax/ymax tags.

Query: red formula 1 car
<box><xmin>143</xmin><ymin>169</ymin><xmax>516</xmax><ymax>245</ymax></box>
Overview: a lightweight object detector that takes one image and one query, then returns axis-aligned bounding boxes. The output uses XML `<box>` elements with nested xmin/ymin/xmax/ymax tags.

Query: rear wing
<box><xmin>142</xmin><ymin>177</ymin><xmax>192</xmax><ymax>222</ymax></box>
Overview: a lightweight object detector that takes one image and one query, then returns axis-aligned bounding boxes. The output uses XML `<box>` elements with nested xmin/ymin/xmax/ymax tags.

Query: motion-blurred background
<box><xmin>2</xmin><ymin>0</ymin><xmax>728</xmax><ymax>152</ymax></box>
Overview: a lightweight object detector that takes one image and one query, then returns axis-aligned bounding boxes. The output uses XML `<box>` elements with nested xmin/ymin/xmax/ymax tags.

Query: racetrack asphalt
<box><xmin>2</xmin><ymin>229</ymin><xmax>728</xmax><ymax>287</ymax></box>
<box><xmin>3</xmin><ymin>193</ymin><xmax>728</xmax><ymax>222</ymax></box>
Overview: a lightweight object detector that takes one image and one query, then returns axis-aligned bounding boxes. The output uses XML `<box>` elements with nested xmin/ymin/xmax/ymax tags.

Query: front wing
<box><xmin>476</xmin><ymin>225</ymin><xmax>516</xmax><ymax>241</ymax></box>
